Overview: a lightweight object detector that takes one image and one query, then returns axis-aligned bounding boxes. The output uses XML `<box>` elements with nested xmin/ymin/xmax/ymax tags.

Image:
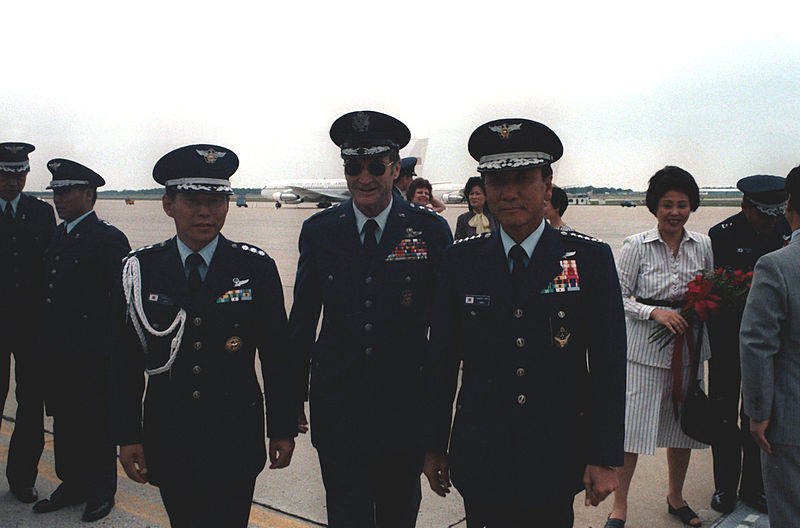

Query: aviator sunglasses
<box><xmin>344</xmin><ymin>159</ymin><xmax>395</xmax><ymax>177</ymax></box>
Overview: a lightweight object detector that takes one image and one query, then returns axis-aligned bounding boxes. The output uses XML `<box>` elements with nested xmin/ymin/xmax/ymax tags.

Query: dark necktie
<box><xmin>186</xmin><ymin>253</ymin><xmax>204</xmax><ymax>292</ymax></box>
<box><xmin>509</xmin><ymin>244</ymin><xmax>527</xmax><ymax>290</ymax></box>
<box><xmin>2</xmin><ymin>203</ymin><xmax>13</xmax><ymax>224</ymax></box>
<box><xmin>362</xmin><ymin>219</ymin><xmax>378</xmax><ymax>259</ymax></box>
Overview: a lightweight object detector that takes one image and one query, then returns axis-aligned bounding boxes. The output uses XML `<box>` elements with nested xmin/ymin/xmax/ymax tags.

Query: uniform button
<box><xmin>364</xmin><ymin>323</ymin><xmax>373</xmax><ymax>332</ymax></box>
<box><xmin>233</xmin><ymin>323</ymin><xmax>240</xmax><ymax>328</ymax></box>
<box><xmin>45</xmin><ymin>298</ymin><xmax>52</xmax><ymax>303</ymax></box>
<box><xmin>82</xmin><ymin>314</ymin><xmax>88</xmax><ymax>319</ymax></box>
<box><xmin>48</xmin><ymin>283</ymin><xmax>54</xmax><ymax>289</ymax></box>
<box><xmin>192</xmin><ymin>391</ymin><xmax>200</xmax><ymax>399</ymax></box>
<box><xmin>516</xmin><ymin>368</ymin><xmax>525</xmax><ymax>377</ymax></box>
<box><xmin>514</xmin><ymin>308</ymin><xmax>523</xmax><ymax>318</ymax></box>
<box><xmin>404</xmin><ymin>275</ymin><xmax>412</xmax><ymax>284</ymax></box>
<box><xmin>73</xmin><ymin>259</ymin><xmax>79</xmax><ymax>264</ymax></box>
<box><xmin>327</xmin><ymin>274</ymin><xmax>334</xmax><ymax>281</ymax></box>
<box><xmin>55</xmin><ymin>255</ymin><xmax>60</xmax><ymax>261</ymax></box>
<box><xmin>558</xmin><ymin>311</ymin><xmax>566</xmax><ymax>319</ymax></box>
<box><xmin>193</xmin><ymin>317</ymin><xmax>202</xmax><ymax>326</ymax></box>
<box><xmin>50</xmin><ymin>269</ymin><xmax>56</xmax><ymax>274</ymax></box>
<box><xmin>14</xmin><ymin>283</ymin><xmax>20</xmax><ymax>288</ymax></box>
<box><xmin>365</xmin><ymin>276</ymin><xmax>373</xmax><ymax>285</ymax></box>
<box><xmin>470</xmin><ymin>310</ymin><xmax>477</xmax><ymax>317</ymax></box>
<box><xmin>515</xmin><ymin>337</ymin><xmax>525</xmax><ymax>348</ymax></box>
<box><xmin>193</xmin><ymin>341</ymin><xmax>202</xmax><ymax>350</ymax></box>
<box><xmin>365</xmin><ymin>347</ymin><xmax>373</xmax><ymax>356</ymax></box>
<box><xmin>10</xmin><ymin>236</ymin><xmax>16</xmax><ymax>242</ymax></box>
<box><xmin>192</xmin><ymin>365</ymin><xmax>201</xmax><ymax>374</ymax></box>
<box><xmin>517</xmin><ymin>394</ymin><xmax>527</xmax><ymax>405</ymax></box>
<box><xmin>12</xmin><ymin>252</ymin><xmax>18</xmax><ymax>257</ymax></box>
<box><xmin>153</xmin><ymin>323</ymin><xmax>160</xmax><ymax>329</ymax></box>
<box><xmin>364</xmin><ymin>299</ymin><xmax>373</xmax><ymax>308</ymax></box>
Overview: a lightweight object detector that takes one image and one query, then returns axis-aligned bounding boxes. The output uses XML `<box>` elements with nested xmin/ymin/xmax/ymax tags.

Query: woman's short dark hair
<box><xmin>550</xmin><ymin>185</ymin><xmax>568</xmax><ymax>216</ymax></box>
<box><xmin>406</xmin><ymin>178</ymin><xmax>432</xmax><ymax>201</ymax></box>
<box><xmin>645</xmin><ymin>166</ymin><xmax>700</xmax><ymax>215</ymax></box>
<box><xmin>786</xmin><ymin>164</ymin><xmax>800</xmax><ymax>213</ymax></box>
<box><xmin>463</xmin><ymin>176</ymin><xmax>486</xmax><ymax>212</ymax></box>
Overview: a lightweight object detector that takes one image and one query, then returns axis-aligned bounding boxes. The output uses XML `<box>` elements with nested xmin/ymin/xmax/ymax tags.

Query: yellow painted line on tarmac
<box><xmin>1</xmin><ymin>422</ymin><xmax>319</xmax><ymax>528</ymax></box>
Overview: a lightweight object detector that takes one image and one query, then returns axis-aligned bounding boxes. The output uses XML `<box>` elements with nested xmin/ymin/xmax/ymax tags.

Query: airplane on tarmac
<box><xmin>260</xmin><ymin>139</ymin><xmax>467</xmax><ymax>208</ymax></box>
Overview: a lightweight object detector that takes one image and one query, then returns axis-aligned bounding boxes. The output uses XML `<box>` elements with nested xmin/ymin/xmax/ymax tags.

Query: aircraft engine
<box><xmin>441</xmin><ymin>191</ymin><xmax>465</xmax><ymax>204</ymax></box>
<box><xmin>273</xmin><ymin>191</ymin><xmax>302</xmax><ymax>204</ymax></box>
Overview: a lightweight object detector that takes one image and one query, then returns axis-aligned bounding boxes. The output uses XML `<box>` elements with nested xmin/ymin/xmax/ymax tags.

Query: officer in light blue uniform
<box><xmin>0</xmin><ymin>142</ymin><xmax>55</xmax><ymax>504</ymax></box>
<box><xmin>707</xmin><ymin>174</ymin><xmax>791</xmax><ymax>514</ymax></box>
<box><xmin>289</xmin><ymin>111</ymin><xmax>453</xmax><ymax>528</ymax></box>
<box><xmin>423</xmin><ymin>119</ymin><xmax>627</xmax><ymax>528</ymax></box>
<box><xmin>35</xmin><ymin>159</ymin><xmax>130</xmax><ymax>522</ymax></box>
<box><xmin>113</xmin><ymin>145</ymin><xmax>297</xmax><ymax>528</ymax></box>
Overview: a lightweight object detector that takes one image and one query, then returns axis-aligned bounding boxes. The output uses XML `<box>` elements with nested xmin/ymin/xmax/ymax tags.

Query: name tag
<box><xmin>147</xmin><ymin>293</ymin><xmax>175</xmax><ymax>305</ymax></box>
<box><xmin>465</xmin><ymin>294</ymin><xmax>490</xmax><ymax>307</ymax></box>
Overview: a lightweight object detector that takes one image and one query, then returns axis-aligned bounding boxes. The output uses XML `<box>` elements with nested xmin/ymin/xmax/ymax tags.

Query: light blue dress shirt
<box><xmin>0</xmin><ymin>194</ymin><xmax>21</xmax><ymax>217</ymax></box>
<box><xmin>66</xmin><ymin>210</ymin><xmax>95</xmax><ymax>233</ymax></box>
<box><xmin>176</xmin><ymin>235</ymin><xmax>219</xmax><ymax>281</ymax></box>
<box><xmin>352</xmin><ymin>198</ymin><xmax>393</xmax><ymax>244</ymax></box>
<box><xmin>499</xmin><ymin>219</ymin><xmax>545</xmax><ymax>271</ymax></box>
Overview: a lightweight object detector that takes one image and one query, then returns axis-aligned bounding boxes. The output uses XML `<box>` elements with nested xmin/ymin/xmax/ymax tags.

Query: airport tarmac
<box><xmin>1</xmin><ymin>199</ymin><xmax>769</xmax><ymax>527</ymax></box>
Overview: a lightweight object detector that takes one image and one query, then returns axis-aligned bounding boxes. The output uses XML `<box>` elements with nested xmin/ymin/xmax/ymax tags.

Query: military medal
<box><xmin>225</xmin><ymin>336</ymin><xmax>242</xmax><ymax>352</ymax></box>
<box><xmin>554</xmin><ymin>327</ymin><xmax>571</xmax><ymax>349</ymax></box>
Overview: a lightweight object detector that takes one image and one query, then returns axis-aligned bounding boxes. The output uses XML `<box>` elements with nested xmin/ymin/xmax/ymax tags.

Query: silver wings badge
<box><xmin>196</xmin><ymin>148</ymin><xmax>227</xmax><ymax>164</ymax></box>
<box><xmin>488</xmin><ymin>123</ymin><xmax>522</xmax><ymax>139</ymax></box>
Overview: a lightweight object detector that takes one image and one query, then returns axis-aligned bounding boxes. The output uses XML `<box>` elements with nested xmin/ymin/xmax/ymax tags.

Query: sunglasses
<box><xmin>344</xmin><ymin>159</ymin><xmax>395</xmax><ymax>177</ymax></box>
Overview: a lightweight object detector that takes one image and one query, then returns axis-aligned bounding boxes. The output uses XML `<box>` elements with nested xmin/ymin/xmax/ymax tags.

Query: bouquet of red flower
<box><xmin>649</xmin><ymin>267</ymin><xmax>754</xmax><ymax>350</ymax></box>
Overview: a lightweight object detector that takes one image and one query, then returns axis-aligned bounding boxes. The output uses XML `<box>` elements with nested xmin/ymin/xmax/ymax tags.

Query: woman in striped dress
<box><xmin>605</xmin><ymin>166</ymin><xmax>713</xmax><ymax>528</ymax></box>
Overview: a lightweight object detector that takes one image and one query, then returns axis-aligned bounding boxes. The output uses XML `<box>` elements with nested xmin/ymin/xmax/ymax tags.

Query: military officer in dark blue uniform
<box><xmin>33</xmin><ymin>159</ymin><xmax>130</xmax><ymax>522</ymax></box>
<box><xmin>0</xmin><ymin>142</ymin><xmax>55</xmax><ymax>503</ymax></box>
<box><xmin>113</xmin><ymin>145</ymin><xmax>297</xmax><ymax>528</ymax></box>
<box><xmin>289</xmin><ymin>111</ymin><xmax>453</xmax><ymax>528</ymax></box>
<box><xmin>393</xmin><ymin>156</ymin><xmax>417</xmax><ymax>198</ymax></box>
<box><xmin>422</xmin><ymin>119</ymin><xmax>627</xmax><ymax>528</ymax></box>
<box><xmin>707</xmin><ymin>175</ymin><xmax>791</xmax><ymax>514</ymax></box>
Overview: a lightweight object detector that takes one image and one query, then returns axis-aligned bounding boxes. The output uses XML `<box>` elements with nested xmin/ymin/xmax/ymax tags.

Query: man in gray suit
<box><xmin>740</xmin><ymin>164</ymin><xmax>800</xmax><ymax>528</ymax></box>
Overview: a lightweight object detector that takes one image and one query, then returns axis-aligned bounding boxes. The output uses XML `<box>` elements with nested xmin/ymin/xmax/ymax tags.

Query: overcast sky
<box><xmin>4</xmin><ymin>0</ymin><xmax>800</xmax><ymax>192</ymax></box>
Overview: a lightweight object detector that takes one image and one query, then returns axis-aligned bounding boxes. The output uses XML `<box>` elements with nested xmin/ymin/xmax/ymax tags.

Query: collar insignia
<box><xmin>196</xmin><ymin>148</ymin><xmax>226</xmax><ymax>164</ymax></box>
<box><xmin>488</xmin><ymin>123</ymin><xmax>522</xmax><ymax>139</ymax></box>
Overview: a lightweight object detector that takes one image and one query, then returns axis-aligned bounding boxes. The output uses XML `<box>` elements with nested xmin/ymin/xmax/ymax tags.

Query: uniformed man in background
<box><xmin>0</xmin><ymin>142</ymin><xmax>55</xmax><ymax>503</ymax></box>
<box><xmin>707</xmin><ymin>175</ymin><xmax>791</xmax><ymax>514</ymax></box>
<box><xmin>423</xmin><ymin>119</ymin><xmax>627</xmax><ymax>527</ymax></box>
<box><xmin>34</xmin><ymin>159</ymin><xmax>130</xmax><ymax>522</ymax></box>
<box><xmin>113</xmin><ymin>145</ymin><xmax>297</xmax><ymax>528</ymax></box>
<box><xmin>393</xmin><ymin>156</ymin><xmax>417</xmax><ymax>197</ymax></box>
<box><xmin>289</xmin><ymin>111</ymin><xmax>452</xmax><ymax>528</ymax></box>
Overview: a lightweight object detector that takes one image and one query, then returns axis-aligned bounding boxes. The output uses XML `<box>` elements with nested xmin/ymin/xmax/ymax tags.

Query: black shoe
<box><xmin>739</xmin><ymin>490</ymin><xmax>768</xmax><ymax>514</ymax></box>
<box><xmin>9</xmin><ymin>485</ymin><xmax>38</xmax><ymax>503</ymax></box>
<box><xmin>82</xmin><ymin>498</ymin><xmax>114</xmax><ymax>522</ymax></box>
<box><xmin>32</xmin><ymin>485</ymin><xmax>84</xmax><ymax>513</ymax></box>
<box><xmin>710</xmin><ymin>489</ymin><xmax>736</xmax><ymax>514</ymax></box>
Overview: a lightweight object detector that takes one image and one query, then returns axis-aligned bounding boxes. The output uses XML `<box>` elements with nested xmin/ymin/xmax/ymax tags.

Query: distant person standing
<box><xmin>34</xmin><ymin>159</ymin><xmax>129</xmax><ymax>522</ymax></box>
<box><xmin>289</xmin><ymin>110</ymin><xmax>452</xmax><ymax>528</ymax></box>
<box><xmin>407</xmin><ymin>177</ymin><xmax>446</xmax><ymax>213</ymax></box>
<box><xmin>113</xmin><ymin>145</ymin><xmax>297</xmax><ymax>528</ymax></box>
<box><xmin>707</xmin><ymin>175</ymin><xmax>790</xmax><ymax>514</ymax></box>
<box><xmin>454</xmin><ymin>176</ymin><xmax>498</xmax><ymax>239</ymax></box>
<box><xmin>393</xmin><ymin>156</ymin><xmax>417</xmax><ymax>198</ymax></box>
<box><xmin>740</xmin><ymin>165</ymin><xmax>800</xmax><ymax>528</ymax></box>
<box><xmin>423</xmin><ymin>118</ymin><xmax>626</xmax><ymax>528</ymax></box>
<box><xmin>544</xmin><ymin>185</ymin><xmax>573</xmax><ymax>231</ymax></box>
<box><xmin>0</xmin><ymin>143</ymin><xmax>55</xmax><ymax>504</ymax></box>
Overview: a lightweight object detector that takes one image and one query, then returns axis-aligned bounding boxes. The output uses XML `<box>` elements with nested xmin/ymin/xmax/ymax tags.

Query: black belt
<box><xmin>636</xmin><ymin>297</ymin><xmax>685</xmax><ymax>308</ymax></box>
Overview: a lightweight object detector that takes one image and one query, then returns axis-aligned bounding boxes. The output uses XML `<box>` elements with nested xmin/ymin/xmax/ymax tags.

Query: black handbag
<box><xmin>679</xmin><ymin>324</ymin><xmax>731</xmax><ymax>445</ymax></box>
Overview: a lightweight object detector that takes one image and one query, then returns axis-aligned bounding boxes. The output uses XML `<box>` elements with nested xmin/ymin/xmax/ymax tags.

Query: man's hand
<box><xmin>297</xmin><ymin>405</ymin><xmax>309</xmax><ymax>434</ymax></box>
<box><xmin>651</xmin><ymin>308</ymin><xmax>689</xmax><ymax>335</ymax></box>
<box><xmin>119</xmin><ymin>443</ymin><xmax>148</xmax><ymax>483</ymax></box>
<box><xmin>422</xmin><ymin>451</ymin><xmax>451</xmax><ymax>497</ymax></box>
<box><xmin>269</xmin><ymin>438</ymin><xmax>295</xmax><ymax>469</ymax></box>
<box><xmin>583</xmin><ymin>465</ymin><xmax>618</xmax><ymax>506</ymax></box>
<box><xmin>750</xmin><ymin>419</ymin><xmax>772</xmax><ymax>454</ymax></box>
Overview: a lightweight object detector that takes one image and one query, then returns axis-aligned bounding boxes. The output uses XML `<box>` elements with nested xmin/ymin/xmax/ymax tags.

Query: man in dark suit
<box><xmin>740</xmin><ymin>165</ymin><xmax>800</xmax><ymax>528</ymax></box>
<box><xmin>33</xmin><ymin>159</ymin><xmax>130</xmax><ymax>522</ymax></box>
<box><xmin>289</xmin><ymin>111</ymin><xmax>453</xmax><ymax>528</ymax></box>
<box><xmin>707</xmin><ymin>175</ymin><xmax>791</xmax><ymax>514</ymax></box>
<box><xmin>0</xmin><ymin>142</ymin><xmax>55</xmax><ymax>503</ymax></box>
<box><xmin>422</xmin><ymin>119</ymin><xmax>627</xmax><ymax>528</ymax></box>
<box><xmin>113</xmin><ymin>144</ymin><xmax>297</xmax><ymax>528</ymax></box>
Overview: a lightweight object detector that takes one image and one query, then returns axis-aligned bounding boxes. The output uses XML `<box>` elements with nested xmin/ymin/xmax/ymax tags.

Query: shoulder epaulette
<box><xmin>306</xmin><ymin>202</ymin><xmax>342</xmax><ymax>222</ymax></box>
<box><xmin>561</xmin><ymin>230</ymin><xmax>603</xmax><ymax>244</ymax></box>
<box><xmin>126</xmin><ymin>239</ymin><xmax>171</xmax><ymax>258</ymax></box>
<box><xmin>719</xmin><ymin>221</ymin><xmax>734</xmax><ymax>230</ymax></box>
<box><xmin>453</xmin><ymin>231</ymin><xmax>493</xmax><ymax>245</ymax></box>
<box><xmin>407</xmin><ymin>202</ymin><xmax>439</xmax><ymax>216</ymax></box>
<box><xmin>230</xmin><ymin>241</ymin><xmax>269</xmax><ymax>259</ymax></box>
